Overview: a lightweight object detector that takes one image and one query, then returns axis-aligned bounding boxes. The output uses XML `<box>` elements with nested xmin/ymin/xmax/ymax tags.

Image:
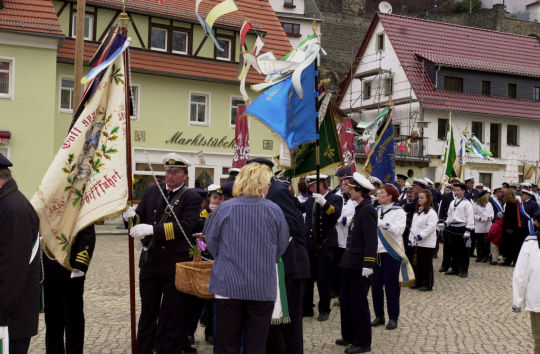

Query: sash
<box><xmin>376</xmin><ymin>209</ymin><xmax>415</xmax><ymax>287</ymax></box>
<box><xmin>271</xmin><ymin>258</ymin><xmax>290</xmax><ymax>325</ymax></box>
<box><xmin>490</xmin><ymin>197</ymin><xmax>503</xmax><ymax>213</ymax></box>
<box><xmin>519</xmin><ymin>202</ymin><xmax>535</xmax><ymax>237</ymax></box>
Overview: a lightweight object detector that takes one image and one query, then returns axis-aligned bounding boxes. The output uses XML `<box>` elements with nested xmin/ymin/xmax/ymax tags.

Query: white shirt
<box><xmin>336</xmin><ymin>198</ymin><xmax>358</xmax><ymax>248</ymax></box>
<box><xmin>409</xmin><ymin>208</ymin><xmax>438</xmax><ymax>248</ymax></box>
<box><xmin>377</xmin><ymin>204</ymin><xmax>406</xmax><ymax>254</ymax></box>
<box><xmin>446</xmin><ymin>197</ymin><xmax>475</xmax><ymax>230</ymax></box>
<box><xmin>513</xmin><ymin>236</ymin><xmax>540</xmax><ymax>312</ymax></box>
<box><xmin>473</xmin><ymin>202</ymin><xmax>494</xmax><ymax>234</ymax></box>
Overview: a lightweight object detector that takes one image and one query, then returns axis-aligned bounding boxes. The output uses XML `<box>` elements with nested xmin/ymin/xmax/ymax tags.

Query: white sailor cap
<box><xmin>369</xmin><ymin>176</ymin><xmax>382</xmax><ymax>186</ymax></box>
<box><xmin>306</xmin><ymin>174</ymin><xmax>328</xmax><ymax>185</ymax></box>
<box><xmin>484</xmin><ymin>187</ymin><xmax>491</xmax><ymax>193</ymax></box>
<box><xmin>464</xmin><ymin>176</ymin><xmax>475</xmax><ymax>182</ymax></box>
<box><xmin>348</xmin><ymin>172</ymin><xmax>374</xmax><ymax>191</ymax></box>
<box><xmin>424</xmin><ymin>178</ymin><xmax>434</xmax><ymax>186</ymax></box>
<box><xmin>207</xmin><ymin>184</ymin><xmax>222</xmax><ymax>195</ymax></box>
<box><xmin>413</xmin><ymin>178</ymin><xmax>429</xmax><ymax>188</ymax></box>
<box><xmin>405</xmin><ymin>182</ymin><xmax>411</xmax><ymax>187</ymax></box>
<box><xmin>521</xmin><ymin>189</ymin><xmax>534</xmax><ymax>197</ymax></box>
<box><xmin>162</xmin><ymin>153</ymin><xmax>189</xmax><ymax>170</ymax></box>
<box><xmin>521</xmin><ymin>182</ymin><xmax>532</xmax><ymax>188</ymax></box>
<box><xmin>475</xmin><ymin>183</ymin><xmax>484</xmax><ymax>188</ymax></box>
<box><xmin>493</xmin><ymin>186</ymin><xmax>503</xmax><ymax>192</ymax></box>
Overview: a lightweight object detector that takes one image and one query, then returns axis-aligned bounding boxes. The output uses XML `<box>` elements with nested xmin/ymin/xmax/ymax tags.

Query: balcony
<box><xmin>355</xmin><ymin>135</ymin><xmax>430</xmax><ymax>166</ymax></box>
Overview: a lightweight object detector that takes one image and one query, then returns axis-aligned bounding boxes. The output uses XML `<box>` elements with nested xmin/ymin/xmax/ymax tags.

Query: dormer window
<box><xmin>284</xmin><ymin>0</ymin><xmax>295</xmax><ymax>8</ymax></box>
<box><xmin>150</xmin><ymin>27</ymin><xmax>167</xmax><ymax>52</ymax></box>
<box><xmin>149</xmin><ymin>24</ymin><xmax>192</xmax><ymax>55</ymax></box>
<box><xmin>215</xmin><ymin>36</ymin><xmax>233</xmax><ymax>61</ymax></box>
<box><xmin>443</xmin><ymin>76</ymin><xmax>463</xmax><ymax>92</ymax></box>
<box><xmin>71</xmin><ymin>13</ymin><xmax>94</xmax><ymax>40</ymax></box>
<box><xmin>172</xmin><ymin>31</ymin><xmax>188</xmax><ymax>55</ymax></box>
<box><xmin>282</xmin><ymin>22</ymin><xmax>301</xmax><ymax>37</ymax></box>
<box><xmin>508</xmin><ymin>83</ymin><xmax>516</xmax><ymax>98</ymax></box>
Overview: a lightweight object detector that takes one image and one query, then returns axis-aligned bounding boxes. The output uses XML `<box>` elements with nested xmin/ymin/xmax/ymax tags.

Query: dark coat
<box><xmin>304</xmin><ymin>190</ymin><xmax>343</xmax><ymax>250</ymax></box>
<box><xmin>267</xmin><ymin>178</ymin><xmax>310</xmax><ymax>279</ymax></box>
<box><xmin>431</xmin><ymin>188</ymin><xmax>442</xmax><ymax>210</ymax></box>
<box><xmin>523</xmin><ymin>199</ymin><xmax>539</xmax><ymax>220</ymax></box>
<box><xmin>438</xmin><ymin>192</ymin><xmax>455</xmax><ymax>221</ymax></box>
<box><xmin>134</xmin><ymin>183</ymin><xmax>202</xmax><ymax>271</ymax></box>
<box><xmin>339</xmin><ymin>198</ymin><xmax>378</xmax><ymax>270</ymax></box>
<box><xmin>0</xmin><ymin>178</ymin><xmax>41</xmax><ymax>340</ymax></box>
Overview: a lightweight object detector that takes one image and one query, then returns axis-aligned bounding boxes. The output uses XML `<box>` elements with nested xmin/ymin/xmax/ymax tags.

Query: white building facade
<box><xmin>269</xmin><ymin>0</ymin><xmax>322</xmax><ymax>48</ymax></box>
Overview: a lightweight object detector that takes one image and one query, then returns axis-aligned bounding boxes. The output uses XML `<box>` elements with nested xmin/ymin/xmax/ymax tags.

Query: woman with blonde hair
<box><xmin>204</xmin><ymin>160</ymin><xmax>290</xmax><ymax>354</ymax></box>
<box><xmin>473</xmin><ymin>191</ymin><xmax>495</xmax><ymax>263</ymax></box>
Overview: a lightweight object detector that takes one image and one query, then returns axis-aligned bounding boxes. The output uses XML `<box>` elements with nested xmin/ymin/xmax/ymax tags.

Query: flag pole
<box><xmin>118</xmin><ymin>2</ymin><xmax>137</xmax><ymax>353</ymax></box>
<box><xmin>313</xmin><ymin>19</ymin><xmax>320</xmax><ymax>194</ymax></box>
<box><xmin>73</xmin><ymin>0</ymin><xmax>86</xmax><ymax>118</ymax></box>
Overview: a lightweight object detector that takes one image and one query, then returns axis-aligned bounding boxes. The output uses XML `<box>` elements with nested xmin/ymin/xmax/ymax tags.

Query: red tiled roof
<box><xmin>58</xmin><ymin>0</ymin><xmax>292</xmax><ymax>83</ymax></box>
<box><xmin>0</xmin><ymin>0</ymin><xmax>64</xmax><ymax>37</ymax></box>
<box><xmin>339</xmin><ymin>13</ymin><xmax>540</xmax><ymax>120</ymax></box>
<box><xmin>58</xmin><ymin>39</ymin><xmax>266</xmax><ymax>85</ymax></box>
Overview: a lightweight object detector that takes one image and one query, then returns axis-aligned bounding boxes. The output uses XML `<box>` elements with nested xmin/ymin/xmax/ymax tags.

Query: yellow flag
<box><xmin>523</xmin><ymin>162</ymin><xmax>533</xmax><ymax>180</ymax></box>
<box><xmin>205</xmin><ymin>0</ymin><xmax>238</xmax><ymax>28</ymax></box>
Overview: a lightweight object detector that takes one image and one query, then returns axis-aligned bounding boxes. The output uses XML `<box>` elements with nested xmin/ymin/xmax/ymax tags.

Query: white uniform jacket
<box><xmin>513</xmin><ymin>235</ymin><xmax>540</xmax><ymax>312</ymax></box>
<box><xmin>473</xmin><ymin>202</ymin><xmax>494</xmax><ymax>234</ymax></box>
<box><xmin>409</xmin><ymin>208</ymin><xmax>438</xmax><ymax>248</ymax></box>
<box><xmin>377</xmin><ymin>204</ymin><xmax>406</xmax><ymax>254</ymax></box>
<box><xmin>446</xmin><ymin>197</ymin><xmax>475</xmax><ymax>231</ymax></box>
<box><xmin>336</xmin><ymin>198</ymin><xmax>358</xmax><ymax>248</ymax></box>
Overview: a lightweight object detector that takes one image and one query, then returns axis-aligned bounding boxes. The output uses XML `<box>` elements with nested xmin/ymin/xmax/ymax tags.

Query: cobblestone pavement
<box><xmin>29</xmin><ymin>235</ymin><xmax>534</xmax><ymax>353</ymax></box>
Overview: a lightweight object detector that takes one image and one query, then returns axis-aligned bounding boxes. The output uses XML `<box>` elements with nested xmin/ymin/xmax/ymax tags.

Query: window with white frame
<box><xmin>363</xmin><ymin>80</ymin><xmax>372</xmax><ymax>100</ymax></box>
<box><xmin>376</xmin><ymin>33</ymin><xmax>385</xmax><ymax>51</ymax></box>
<box><xmin>172</xmin><ymin>30</ymin><xmax>188</xmax><ymax>54</ymax></box>
<box><xmin>189</xmin><ymin>93</ymin><xmax>209</xmax><ymax>125</ymax></box>
<box><xmin>216</xmin><ymin>38</ymin><xmax>231</xmax><ymax>61</ymax></box>
<box><xmin>384</xmin><ymin>77</ymin><xmax>393</xmax><ymax>96</ymax></box>
<box><xmin>0</xmin><ymin>58</ymin><xmax>14</xmax><ymax>98</ymax></box>
<box><xmin>130</xmin><ymin>84</ymin><xmax>140</xmax><ymax>120</ymax></box>
<box><xmin>59</xmin><ymin>77</ymin><xmax>74</xmax><ymax>112</ymax></box>
<box><xmin>230</xmin><ymin>98</ymin><xmax>245</xmax><ymax>127</ymax></box>
<box><xmin>150</xmin><ymin>27</ymin><xmax>167</xmax><ymax>51</ymax></box>
<box><xmin>71</xmin><ymin>13</ymin><xmax>94</xmax><ymax>40</ymax></box>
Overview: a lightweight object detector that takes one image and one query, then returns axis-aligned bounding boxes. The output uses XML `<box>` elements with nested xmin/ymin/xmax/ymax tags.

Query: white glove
<box><xmin>123</xmin><ymin>206</ymin><xmax>136</xmax><ymax>220</ymax></box>
<box><xmin>130</xmin><ymin>224</ymin><xmax>154</xmax><ymax>239</ymax></box>
<box><xmin>362</xmin><ymin>268</ymin><xmax>373</xmax><ymax>278</ymax></box>
<box><xmin>463</xmin><ymin>230</ymin><xmax>471</xmax><ymax>239</ymax></box>
<box><xmin>70</xmin><ymin>269</ymin><xmax>85</xmax><ymax>278</ymax></box>
<box><xmin>436</xmin><ymin>222</ymin><xmax>446</xmax><ymax>232</ymax></box>
<box><xmin>512</xmin><ymin>305</ymin><xmax>521</xmax><ymax>313</ymax></box>
<box><xmin>312</xmin><ymin>193</ymin><xmax>326</xmax><ymax>207</ymax></box>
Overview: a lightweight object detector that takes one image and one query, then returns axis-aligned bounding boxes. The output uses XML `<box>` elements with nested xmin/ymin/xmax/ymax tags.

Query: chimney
<box><xmin>0</xmin><ymin>0</ymin><xmax>5</xmax><ymax>10</ymax></box>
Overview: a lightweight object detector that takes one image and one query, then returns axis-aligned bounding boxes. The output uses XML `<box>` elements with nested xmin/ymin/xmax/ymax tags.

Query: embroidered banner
<box><xmin>339</xmin><ymin>119</ymin><xmax>356</xmax><ymax>172</ymax></box>
<box><xmin>232</xmin><ymin>105</ymin><xmax>249</xmax><ymax>168</ymax></box>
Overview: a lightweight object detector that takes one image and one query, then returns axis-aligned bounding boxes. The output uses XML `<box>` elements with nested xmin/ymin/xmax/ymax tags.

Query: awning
<box><xmin>0</xmin><ymin>131</ymin><xmax>11</xmax><ymax>144</ymax></box>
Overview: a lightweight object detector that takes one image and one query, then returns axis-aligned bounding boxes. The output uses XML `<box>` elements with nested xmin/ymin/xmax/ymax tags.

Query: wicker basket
<box><xmin>175</xmin><ymin>252</ymin><xmax>214</xmax><ymax>299</ymax></box>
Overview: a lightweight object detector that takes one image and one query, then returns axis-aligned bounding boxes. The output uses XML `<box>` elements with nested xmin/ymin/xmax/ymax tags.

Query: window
<box><xmin>129</xmin><ymin>85</ymin><xmax>139</xmax><ymax>120</ymax></box>
<box><xmin>384</xmin><ymin>77</ymin><xmax>393</xmax><ymax>96</ymax></box>
<box><xmin>189</xmin><ymin>93</ymin><xmax>209</xmax><ymax>125</ymax></box>
<box><xmin>216</xmin><ymin>38</ymin><xmax>232</xmax><ymax>61</ymax></box>
<box><xmin>507</xmin><ymin>124</ymin><xmax>518</xmax><ymax>146</ymax></box>
<box><xmin>282</xmin><ymin>22</ymin><xmax>300</xmax><ymax>37</ymax></box>
<box><xmin>172</xmin><ymin>31</ymin><xmax>188</xmax><ymax>54</ymax></box>
<box><xmin>59</xmin><ymin>77</ymin><xmax>74</xmax><ymax>112</ymax></box>
<box><xmin>151</xmin><ymin>27</ymin><xmax>167</xmax><ymax>51</ymax></box>
<box><xmin>230</xmin><ymin>98</ymin><xmax>245</xmax><ymax>127</ymax></box>
<box><xmin>443</xmin><ymin>76</ymin><xmax>463</xmax><ymax>92</ymax></box>
<box><xmin>482</xmin><ymin>80</ymin><xmax>491</xmax><ymax>95</ymax></box>
<box><xmin>437</xmin><ymin>118</ymin><xmax>448</xmax><ymax>140</ymax></box>
<box><xmin>71</xmin><ymin>13</ymin><xmax>94</xmax><ymax>40</ymax></box>
<box><xmin>508</xmin><ymin>83</ymin><xmax>516</xmax><ymax>98</ymax></box>
<box><xmin>534</xmin><ymin>87</ymin><xmax>539</xmax><ymax>101</ymax></box>
<box><xmin>376</xmin><ymin>33</ymin><xmax>385</xmax><ymax>51</ymax></box>
<box><xmin>363</xmin><ymin>81</ymin><xmax>371</xmax><ymax>100</ymax></box>
<box><xmin>0</xmin><ymin>58</ymin><xmax>14</xmax><ymax>99</ymax></box>
<box><xmin>284</xmin><ymin>0</ymin><xmax>295</xmax><ymax>7</ymax></box>
<box><xmin>490</xmin><ymin>123</ymin><xmax>500</xmax><ymax>158</ymax></box>
<box><xmin>393</xmin><ymin>124</ymin><xmax>401</xmax><ymax>136</ymax></box>
<box><xmin>471</xmin><ymin>121</ymin><xmax>483</xmax><ymax>142</ymax></box>
<box><xmin>479</xmin><ymin>173</ymin><xmax>492</xmax><ymax>189</ymax></box>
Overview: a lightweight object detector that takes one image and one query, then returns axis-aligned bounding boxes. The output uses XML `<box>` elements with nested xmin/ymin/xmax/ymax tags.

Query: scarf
<box><xmin>271</xmin><ymin>258</ymin><xmax>290</xmax><ymax>325</ymax></box>
<box><xmin>377</xmin><ymin>208</ymin><xmax>415</xmax><ymax>287</ymax></box>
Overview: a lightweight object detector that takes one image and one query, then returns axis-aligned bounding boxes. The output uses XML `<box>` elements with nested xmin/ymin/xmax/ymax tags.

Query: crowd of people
<box><xmin>2</xmin><ymin>149</ymin><xmax>539</xmax><ymax>354</ymax></box>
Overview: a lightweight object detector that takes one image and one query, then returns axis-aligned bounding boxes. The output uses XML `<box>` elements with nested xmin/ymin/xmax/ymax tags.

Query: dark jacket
<box><xmin>267</xmin><ymin>178</ymin><xmax>310</xmax><ymax>279</ymax></box>
<box><xmin>438</xmin><ymin>192</ymin><xmax>455</xmax><ymax>221</ymax></box>
<box><xmin>339</xmin><ymin>198</ymin><xmax>378</xmax><ymax>270</ymax></box>
<box><xmin>304</xmin><ymin>190</ymin><xmax>343</xmax><ymax>250</ymax></box>
<box><xmin>431</xmin><ymin>188</ymin><xmax>442</xmax><ymax>210</ymax></box>
<box><xmin>134</xmin><ymin>183</ymin><xmax>202</xmax><ymax>270</ymax></box>
<box><xmin>0</xmin><ymin>178</ymin><xmax>41</xmax><ymax>340</ymax></box>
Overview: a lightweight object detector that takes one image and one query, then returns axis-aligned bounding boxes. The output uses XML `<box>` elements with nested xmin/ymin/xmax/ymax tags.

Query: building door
<box><xmin>490</xmin><ymin>123</ymin><xmax>500</xmax><ymax>158</ymax></box>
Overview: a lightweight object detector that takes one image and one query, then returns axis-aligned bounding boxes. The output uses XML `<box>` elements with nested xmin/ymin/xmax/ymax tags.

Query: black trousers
<box><xmin>44</xmin><ymin>275</ymin><xmax>85</xmax><ymax>354</ymax></box>
<box><xmin>9</xmin><ymin>337</ymin><xmax>31</xmax><ymax>354</ymax></box>
<box><xmin>137</xmin><ymin>265</ymin><xmax>189</xmax><ymax>354</ymax></box>
<box><xmin>475</xmin><ymin>232</ymin><xmax>490</xmax><ymax>261</ymax></box>
<box><xmin>215</xmin><ymin>299</ymin><xmax>274</xmax><ymax>354</ymax></box>
<box><xmin>281</xmin><ymin>278</ymin><xmax>306</xmax><ymax>354</ymax></box>
<box><xmin>441</xmin><ymin>230</ymin><xmax>452</xmax><ymax>270</ymax></box>
<box><xmin>331</xmin><ymin>247</ymin><xmax>345</xmax><ymax>297</ymax></box>
<box><xmin>340</xmin><ymin>269</ymin><xmax>371</xmax><ymax>348</ymax></box>
<box><xmin>416</xmin><ymin>247</ymin><xmax>434</xmax><ymax>289</ymax></box>
<box><xmin>304</xmin><ymin>247</ymin><xmax>335</xmax><ymax>315</ymax></box>
<box><xmin>448</xmin><ymin>227</ymin><xmax>469</xmax><ymax>273</ymax></box>
<box><xmin>372</xmin><ymin>253</ymin><xmax>401</xmax><ymax>321</ymax></box>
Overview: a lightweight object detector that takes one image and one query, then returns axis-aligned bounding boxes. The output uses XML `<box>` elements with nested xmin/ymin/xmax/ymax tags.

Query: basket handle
<box><xmin>193</xmin><ymin>251</ymin><xmax>203</xmax><ymax>263</ymax></box>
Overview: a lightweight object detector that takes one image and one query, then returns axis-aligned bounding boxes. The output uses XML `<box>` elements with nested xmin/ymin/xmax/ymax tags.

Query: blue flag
<box><xmin>364</xmin><ymin>113</ymin><xmax>395</xmax><ymax>183</ymax></box>
<box><xmin>244</xmin><ymin>63</ymin><xmax>318</xmax><ymax>151</ymax></box>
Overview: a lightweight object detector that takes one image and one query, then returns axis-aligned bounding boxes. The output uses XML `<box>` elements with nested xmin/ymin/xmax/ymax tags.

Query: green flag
<box><xmin>284</xmin><ymin>102</ymin><xmax>342</xmax><ymax>178</ymax></box>
<box><xmin>444</xmin><ymin>125</ymin><xmax>457</xmax><ymax>179</ymax></box>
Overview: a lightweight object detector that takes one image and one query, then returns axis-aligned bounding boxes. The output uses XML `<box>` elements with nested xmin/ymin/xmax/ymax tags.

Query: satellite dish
<box><xmin>378</xmin><ymin>1</ymin><xmax>393</xmax><ymax>14</ymax></box>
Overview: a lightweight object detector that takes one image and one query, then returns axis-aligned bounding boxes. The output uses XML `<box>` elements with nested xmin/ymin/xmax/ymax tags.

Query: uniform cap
<box><xmin>246</xmin><ymin>157</ymin><xmax>274</xmax><ymax>169</ymax></box>
<box><xmin>521</xmin><ymin>189</ymin><xmax>534</xmax><ymax>197</ymax></box>
<box><xmin>220</xmin><ymin>181</ymin><xmax>234</xmax><ymax>198</ymax></box>
<box><xmin>348</xmin><ymin>172</ymin><xmax>374</xmax><ymax>191</ymax></box>
<box><xmin>369</xmin><ymin>176</ymin><xmax>382</xmax><ymax>186</ymax></box>
<box><xmin>493</xmin><ymin>186</ymin><xmax>503</xmax><ymax>192</ymax></box>
<box><xmin>464</xmin><ymin>176</ymin><xmax>474</xmax><ymax>182</ymax></box>
<box><xmin>0</xmin><ymin>153</ymin><xmax>12</xmax><ymax>168</ymax></box>
<box><xmin>336</xmin><ymin>167</ymin><xmax>352</xmax><ymax>177</ymax></box>
<box><xmin>424</xmin><ymin>178</ymin><xmax>434</xmax><ymax>186</ymax></box>
<box><xmin>396</xmin><ymin>174</ymin><xmax>408</xmax><ymax>181</ymax></box>
<box><xmin>413</xmin><ymin>178</ymin><xmax>428</xmax><ymax>188</ymax></box>
<box><xmin>162</xmin><ymin>153</ymin><xmax>189</xmax><ymax>171</ymax></box>
<box><xmin>475</xmin><ymin>183</ymin><xmax>484</xmax><ymax>188</ymax></box>
<box><xmin>207</xmin><ymin>184</ymin><xmax>223</xmax><ymax>195</ymax></box>
<box><xmin>228</xmin><ymin>167</ymin><xmax>241</xmax><ymax>176</ymax></box>
<box><xmin>306</xmin><ymin>174</ymin><xmax>328</xmax><ymax>185</ymax></box>
<box><xmin>193</xmin><ymin>188</ymin><xmax>209</xmax><ymax>201</ymax></box>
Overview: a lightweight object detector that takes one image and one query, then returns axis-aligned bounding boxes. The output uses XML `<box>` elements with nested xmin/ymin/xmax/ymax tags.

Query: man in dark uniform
<box><xmin>465</xmin><ymin>176</ymin><xmax>478</xmax><ymax>200</ymax></box>
<box><xmin>438</xmin><ymin>177</ymin><xmax>460</xmax><ymax>272</ymax></box>
<box><xmin>402</xmin><ymin>178</ymin><xmax>427</xmax><ymax>268</ymax></box>
<box><xmin>522</xmin><ymin>190</ymin><xmax>539</xmax><ymax>220</ymax></box>
<box><xmin>303</xmin><ymin>174</ymin><xmax>343</xmax><ymax>321</ymax></box>
<box><xmin>335</xmin><ymin>172</ymin><xmax>377</xmax><ymax>354</ymax></box>
<box><xmin>396</xmin><ymin>174</ymin><xmax>408</xmax><ymax>205</ymax></box>
<box><xmin>125</xmin><ymin>153</ymin><xmax>201</xmax><ymax>354</ymax></box>
<box><xmin>333</xmin><ymin>167</ymin><xmax>352</xmax><ymax>203</ymax></box>
<box><xmin>0</xmin><ymin>153</ymin><xmax>41</xmax><ymax>354</ymax></box>
<box><xmin>43</xmin><ymin>225</ymin><xmax>96</xmax><ymax>354</ymax></box>
<box><xmin>247</xmin><ymin>158</ymin><xmax>309</xmax><ymax>354</ymax></box>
